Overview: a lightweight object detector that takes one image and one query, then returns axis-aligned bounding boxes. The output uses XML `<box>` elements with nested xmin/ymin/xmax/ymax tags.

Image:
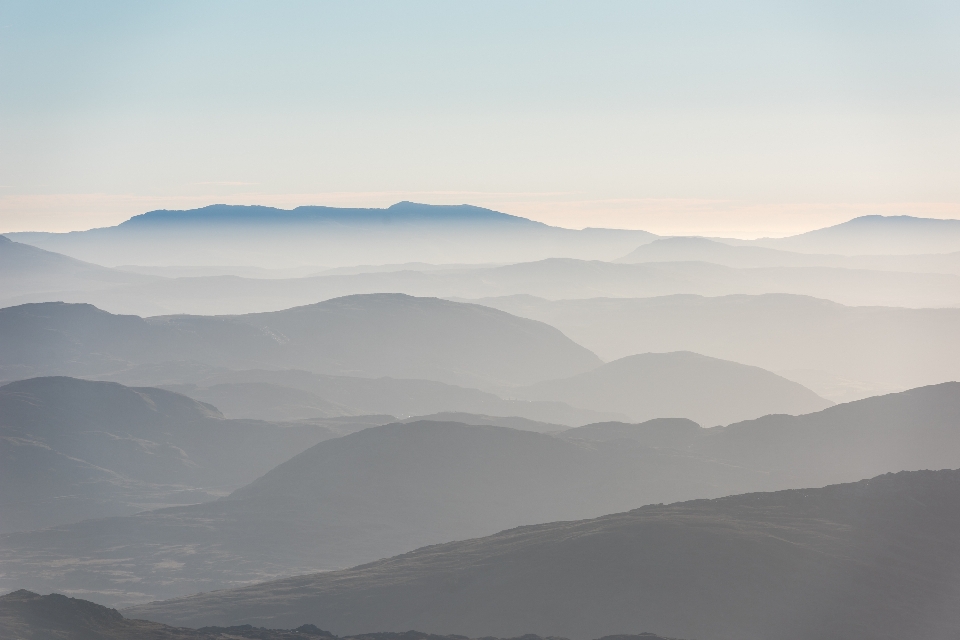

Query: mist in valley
<box><xmin>3</xmin><ymin>3</ymin><xmax>960</xmax><ymax>640</ymax></box>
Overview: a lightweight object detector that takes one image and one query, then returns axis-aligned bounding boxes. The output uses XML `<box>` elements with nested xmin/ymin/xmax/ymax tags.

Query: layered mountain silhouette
<box><xmin>142</xmin><ymin>368</ymin><xmax>621</xmax><ymax>426</ymax></box>
<box><xmin>616</xmin><ymin>235</ymin><xmax>960</xmax><ymax>273</ymax></box>
<box><xmin>0</xmin><ymin>377</ymin><xmax>337</xmax><ymax>533</ymax></box>
<box><xmin>0</xmin><ymin>295</ymin><xmax>601</xmax><ymax>389</ymax></box>
<box><xmin>8</xmin><ymin>203</ymin><xmax>657</xmax><ymax>267</ymax></box>
<box><xmin>8</xmin><ymin>256</ymin><xmax>960</xmax><ymax>315</ymax></box>
<box><xmin>511</xmin><ymin>351</ymin><xmax>831</xmax><ymax>426</ymax></box>
<box><xmin>0</xmin><ymin>592</ymin><xmax>684</xmax><ymax>640</ymax></box>
<box><xmin>4</xmin><ymin>383</ymin><xmax>959</xmax><ymax>606</ymax></box>
<box><xmin>0</xmin><ymin>420</ymin><xmax>763</xmax><ymax>605</ymax></box>
<box><xmin>477</xmin><ymin>293</ymin><xmax>960</xmax><ymax>401</ymax></box>
<box><xmin>125</xmin><ymin>468</ymin><xmax>960</xmax><ymax>640</ymax></box>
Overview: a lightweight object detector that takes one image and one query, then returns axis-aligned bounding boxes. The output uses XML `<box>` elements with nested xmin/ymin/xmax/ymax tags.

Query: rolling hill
<box><xmin>512</xmin><ymin>351</ymin><xmax>831</xmax><ymax>426</ymax></box>
<box><xmin>475</xmin><ymin>293</ymin><xmax>960</xmax><ymax>402</ymax></box>
<box><xmin>124</xmin><ymin>468</ymin><xmax>960</xmax><ymax>640</ymax></box>
<box><xmin>0</xmin><ymin>235</ymin><xmax>154</xmax><ymax>300</ymax></box>
<box><xmin>0</xmin><ymin>295</ymin><xmax>602</xmax><ymax>389</ymax></box>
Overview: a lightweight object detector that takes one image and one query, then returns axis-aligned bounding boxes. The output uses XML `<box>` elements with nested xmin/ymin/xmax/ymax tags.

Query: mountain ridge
<box><xmin>122</xmin><ymin>468</ymin><xmax>960</xmax><ymax>640</ymax></box>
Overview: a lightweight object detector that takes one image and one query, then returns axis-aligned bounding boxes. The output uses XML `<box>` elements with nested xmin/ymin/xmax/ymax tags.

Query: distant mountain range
<box><xmin>0</xmin><ymin>377</ymin><xmax>338</xmax><ymax>533</ymax></box>
<box><xmin>8</xmin><ymin>208</ymin><xmax>960</xmax><ymax>270</ymax></box>
<box><xmin>749</xmin><ymin>214</ymin><xmax>960</xmax><ymax>255</ymax></box>
<box><xmin>0</xmin><ymin>592</ymin><xmax>684</xmax><ymax>640</ymax></box>
<box><xmin>6</xmin><ymin>203</ymin><xmax>657</xmax><ymax>267</ymax></box>
<box><xmin>7</xmin><ymin>217</ymin><xmax>960</xmax><ymax>314</ymax></box>
<box><xmin>3</xmin><ymin>382</ymin><xmax>958</xmax><ymax>606</ymax></box>
<box><xmin>125</xmin><ymin>468</ymin><xmax>960</xmax><ymax>640</ymax></box>
<box><xmin>476</xmin><ymin>293</ymin><xmax>960</xmax><ymax>402</ymax></box>
<box><xmin>6</xmin><ymin>249</ymin><xmax>960</xmax><ymax>315</ymax></box>
<box><xmin>617</xmin><ymin>235</ymin><xmax>960</xmax><ymax>273</ymax></box>
<box><xmin>0</xmin><ymin>295</ymin><xmax>601</xmax><ymax>389</ymax></box>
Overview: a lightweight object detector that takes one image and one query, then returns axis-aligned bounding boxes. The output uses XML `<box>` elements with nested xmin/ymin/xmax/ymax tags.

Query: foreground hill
<box><xmin>126</xmin><ymin>469</ymin><xmax>960</xmax><ymax>640</ymax></box>
<box><xmin>7</xmin><ymin>202</ymin><xmax>656</xmax><ymax>267</ymax></box>
<box><xmin>476</xmin><ymin>293</ymin><xmax>960</xmax><ymax>402</ymax></box>
<box><xmin>0</xmin><ymin>377</ymin><xmax>337</xmax><ymax>533</ymax></box>
<box><xmin>0</xmin><ymin>295</ymin><xmax>601</xmax><ymax>389</ymax></box>
<box><xmin>4</xmin><ymin>383</ymin><xmax>959</xmax><ymax>606</ymax></box>
<box><xmin>513</xmin><ymin>352</ymin><xmax>831</xmax><ymax>426</ymax></box>
<box><xmin>0</xmin><ymin>592</ymin><xmax>682</xmax><ymax>640</ymax></box>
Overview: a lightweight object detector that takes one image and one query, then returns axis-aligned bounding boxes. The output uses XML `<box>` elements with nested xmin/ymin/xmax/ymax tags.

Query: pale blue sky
<box><xmin>1</xmin><ymin>1</ymin><xmax>959</xmax><ymax>235</ymax></box>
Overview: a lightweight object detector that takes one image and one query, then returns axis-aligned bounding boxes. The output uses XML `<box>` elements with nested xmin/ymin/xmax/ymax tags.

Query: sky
<box><xmin>1</xmin><ymin>0</ymin><xmax>959</xmax><ymax>236</ymax></box>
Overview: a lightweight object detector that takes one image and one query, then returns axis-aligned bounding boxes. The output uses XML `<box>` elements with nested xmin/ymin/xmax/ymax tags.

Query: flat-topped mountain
<box><xmin>0</xmin><ymin>295</ymin><xmax>601</xmax><ymax>389</ymax></box>
<box><xmin>5</xmin><ymin>383</ymin><xmax>960</xmax><ymax>606</ymax></box>
<box><xmin>512</xmin><ymin>351</ymin><xmax>831</xmax><ymax>426</ymax></box>
<box><xmin>0</xmin><ymin>591</ymin><xmax>683</xmax><ymax>640</ymax></box>
<box><xmin>125</xmin><ymin>468</ymin><xmax>960</xmax><ymax>640</ymax></box>
<box><xmin>120</xmin><ymin>202</ymin><xmax>540</xmax><ymax>227</ymax></box>
<box><xmin>8</xmin><ymin>203</ymin><xmax>657</xmax><ymax>267</ymax></box>
<box><xmin>0</xmin><ymin>377</ymin><xmax>337</xmax><ymax>533</ymax></box>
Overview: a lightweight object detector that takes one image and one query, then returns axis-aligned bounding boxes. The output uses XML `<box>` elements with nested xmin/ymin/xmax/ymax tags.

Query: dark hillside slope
<box><xmin>0</xmin><ymin>295</ymin><xmax>601</xmax><ymax>388</ymax></box>
<box><xmin>0</xmin><ymin>377</ymin><xmax>336</xmax><ymax>532</ymax></box>
<box><xmin>127</xmin><ymin>469</ymin><xmax>960</xmax><ymax>640</ymax></box>
<box><xmin>514</xmin><ymin>351</ymin><xmax>831</xmax><ymax>425</ymax></box>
